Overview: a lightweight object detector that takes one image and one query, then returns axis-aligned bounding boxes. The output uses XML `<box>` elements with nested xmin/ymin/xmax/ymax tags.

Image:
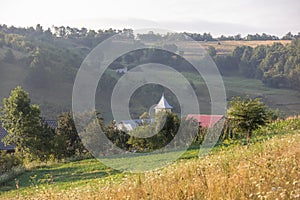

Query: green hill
<box><xmin>0</xmin><ymin>26</ymin><xmax>299</xmax><ymax>120</ymax></box>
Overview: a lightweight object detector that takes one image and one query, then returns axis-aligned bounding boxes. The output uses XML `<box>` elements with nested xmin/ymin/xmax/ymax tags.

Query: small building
<box><xmin>116</xmin><ymin>119</ymin><xmax>155</xmax><ymax>131</ymax></box>
<box><xmin>186</xmin><ymin>114</ymin><xmax>225</xmax><ymax>128</ymax></box>
<box><xmin>116</xmin><ymin>67</ymin><xmax>128</xmax><ymax>74</ymax></box>
<box><xmin>154</xmin><ymin>94</ymin><xmax>173</xmax><ymax>114</ymax></box>
<box><xmin>117</xmin><ymin>93</ymin><xmax>173</xmax><ymax>131</ymax></box>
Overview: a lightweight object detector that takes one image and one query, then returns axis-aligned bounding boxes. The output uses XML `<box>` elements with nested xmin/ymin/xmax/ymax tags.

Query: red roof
<box><xmin>186</xmin><ymin>114</ymin><xmax>224</xmax><ymax>128</ymax></box>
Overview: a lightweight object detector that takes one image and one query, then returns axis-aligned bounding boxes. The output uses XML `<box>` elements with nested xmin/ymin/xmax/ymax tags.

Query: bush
<box><xmin>0</xmin><ymin>151</ymin><xmax>22</xmax><ymax>175</ymax></box>
<box><xmin>253</xmin><ymin>115</ymin><xmax>300</xmax><ymax>136</ymax></box>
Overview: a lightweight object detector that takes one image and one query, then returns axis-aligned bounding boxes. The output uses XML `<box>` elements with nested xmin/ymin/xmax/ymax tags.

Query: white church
<box><xmin>116</xmin><ymin>93</ymin><xmax>225</xmax><ymax>132</ymax></box>
<box><xmin>116</xmin><ymin>94</ymin><xmax>172</xmax><ymax>131</ymax></box>
<box><xmin>153</xmin><ymin>93</ymin><xmax>173</xmax><ymax>114</ymax></box>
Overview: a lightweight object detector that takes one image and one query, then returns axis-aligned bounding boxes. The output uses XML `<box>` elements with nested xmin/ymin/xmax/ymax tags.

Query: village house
<box><xmin>117</xmin><ymin>94</ymin><xmax>172</xmax><ymax>131</ymax></box>
<box><xmin>117</xmin><ymin>94</ymin><xmax>225</xmax><ymax>131</ymax></box>
<box><xmin>186</xmin><ymin>114</ymin><xmax>225</xmax><ymax>128</ymax></box>
<box><xmin>115</xmin><ymin>66</ymin><xmax>128</xmax><ymax>74</ymax></box>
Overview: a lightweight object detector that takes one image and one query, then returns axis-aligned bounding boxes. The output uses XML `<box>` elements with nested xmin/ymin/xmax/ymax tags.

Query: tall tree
<box><xmin>0</xmin><ymin>87</ymin><xmax>52</xmax><ymax>160</ymax></box>
<box><xmin>54</xmin><ymin>112</ymin><xmax>85</xmax><ymax>158</ymax></box>
<box><xmin>3</xmin><ymin>49</ymin><xmax>15</xmax><ymax>63</ymax></box>
<box><xmin>227</xmin><ymin>96</ymin><xmax>270</xmax><ymax>144</ymax></box>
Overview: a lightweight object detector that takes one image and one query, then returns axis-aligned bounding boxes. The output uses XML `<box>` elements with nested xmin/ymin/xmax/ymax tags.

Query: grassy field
<box><xmin>0</xmin><ymin>128</ymin><xmax>299</xmax><ymax>199</ymax></box>
<box><xmin>223</xmin><ymin>76</ymin><xmax>300</xmax><ymax>115</ymax></box>
<box><xmin>186</xmin><ymin>40</ymin><xmax>291</xmax><ymax>55</ymax></box>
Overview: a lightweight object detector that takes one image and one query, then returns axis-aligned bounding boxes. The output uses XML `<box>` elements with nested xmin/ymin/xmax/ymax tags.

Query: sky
<box><xmin>0</xmin><ymin>0</ymin><xmax>299</xmax><ymax>36</ymax></box>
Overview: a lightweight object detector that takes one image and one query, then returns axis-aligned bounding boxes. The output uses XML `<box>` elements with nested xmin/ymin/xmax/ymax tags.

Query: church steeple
<box><xmin>154</xmin><ymin>93</ymin><xmax>173</xmax><ymax>113</ymax></box>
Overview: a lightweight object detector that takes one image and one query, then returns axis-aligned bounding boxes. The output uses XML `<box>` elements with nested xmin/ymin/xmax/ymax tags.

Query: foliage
<box><xmin>127</xmin><ymin>111</ymin><xmax>180</xmax><ymax>151</ymax></box>
<box><xmin>227</xmin><ymin>96</ymin><xmax>271</xmax><ymax>143</ymax></box>
<box><xmin>253</xmin><ymin>115</ymin><xmax>300</xmax><ymax>136</ymax></box>
<box><xmin>207</xmin><ymin>46</ymin><xmax>217</xmax><ymax>57</ymax></box>
<box><xmin>0</xmin><ymin>87</ymin><xmax>54</xmax><ymax>161</ymax></box>
<box><xmin>54</xmin><ymin>112</ymin><xmax>86</xmax><ymax>159</ymax></box>
<box><xmin>227</xmin><ymin>38</ymin><xmax>300</xmax><ymax>90</ymax></box>
<box><xmin>2</xmin><ymin>49</ymin><xmax>15</xmax><ymax>63</ymax></box>
<box><xmin>104</xmin><ymin>120</ymin><xmax>130</xmax><ymax>150</ymax></box>
<box><xmin>0</xmin><ymin>151</ymin><xmax>22</xmax><ymax>175</ymax></box>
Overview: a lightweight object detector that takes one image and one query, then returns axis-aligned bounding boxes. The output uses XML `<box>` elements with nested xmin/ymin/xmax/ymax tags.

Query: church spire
<box><xmin>154</xmin><ymin>93</ymin><xmax>173</xmax><ymax>113</ymax></box>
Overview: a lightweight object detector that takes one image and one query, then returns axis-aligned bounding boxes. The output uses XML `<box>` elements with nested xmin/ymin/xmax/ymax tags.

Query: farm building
<box><xmin>115</xmin><ymin>66</ymin><xmax>128</xmax><ymax>74</ymax></box>
<box><xmin>186</xmin><ymin>114</ymin><xmax>225</xmax><ymax>128</ymax></box>
<box><xmin>117</xmin><ymin>119</ymin><xmax>155</xmax><ymax>131</ymax></box>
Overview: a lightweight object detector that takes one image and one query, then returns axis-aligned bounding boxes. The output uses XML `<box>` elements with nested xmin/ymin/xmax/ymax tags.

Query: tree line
<box><xmin>213</xmin><ymin>38</ymin><xmax>300</xmax><ymax>90</ymax></box>
<box><xmin>0</xmin><ymin>86</ymin><xmax>279</xmax><ymax>174</ymax></box>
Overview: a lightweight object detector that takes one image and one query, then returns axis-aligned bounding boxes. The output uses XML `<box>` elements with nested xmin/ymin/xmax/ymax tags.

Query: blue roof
<box><xmin>0</xmin><ymin>122</ymin><xmax>15</xmax><ymax>151</ymax></box>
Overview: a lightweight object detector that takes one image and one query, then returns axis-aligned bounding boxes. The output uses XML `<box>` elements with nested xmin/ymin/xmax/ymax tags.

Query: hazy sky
<box><xmin>1</xmin><ymin>0</ymin><xmax>299</xmax><ymax>36</ymax></box>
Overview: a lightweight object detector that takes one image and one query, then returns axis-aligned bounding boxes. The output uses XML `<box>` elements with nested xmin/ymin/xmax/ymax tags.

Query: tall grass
<box><xmin>3</xmin><ymin>131</ymin><xmax>299</xmax><ymax>200</ymax></box>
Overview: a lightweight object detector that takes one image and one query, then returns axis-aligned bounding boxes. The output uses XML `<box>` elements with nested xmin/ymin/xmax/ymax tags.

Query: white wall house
<box><xmin>116</xmin><ymin>94</ymin><xmax>172</xmax><ymax>131</ymax></box>
<box><xmin>116</xmin><ymin>67</ymin><xmax>128</xmax><ymax>74</ymax></box>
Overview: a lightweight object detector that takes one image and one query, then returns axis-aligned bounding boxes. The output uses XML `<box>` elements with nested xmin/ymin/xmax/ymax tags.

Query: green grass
<box><xmin>0</xmin><ymin>145</ymin><xmax>201</xmax><ymax>197</ymax></box>
<box><xmin>1</xmin><ymin>129</ymin><xmax>299</xmax><ymax>199</ymax></box>
<box><xmin>223</xmin><ymin>76</ymin><xmax>300</xmax><ymax>114</ymax></box>
<box><xmin>0</xmin><ymin>159</ymin><xmax>121</xmax><ymax>197</ymax></box>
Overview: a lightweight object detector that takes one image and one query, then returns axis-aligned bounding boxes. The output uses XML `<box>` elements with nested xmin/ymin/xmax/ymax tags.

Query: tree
<box><xmin>54</xmin><ymin>112</ymin><xmax>85</xmax><ymax>158</ymax></box>
<box><xmin>26</xmin><ymin>47</ymin><xmax>50</xmax><ymax>88</ymax></box>
<box><xmin>128</xmin><ymin>111</ymin><xmax>180</xmax><ymax>151</ymax></box>
<box><xmin>207</xmin><ymin>46</ymin><xmax>217</xmax><ymax>57</ymax></box>
<box><xmin>227</xmin><ymin>96</ymin><xmax>270</xmax><ymax>144</ymax></box>
<box><xmin>3</xmin><ymin>49</ymin><xmax>15</xmax><ymax>63</ymax></box>
<box><xmin>0</xmin><ymin>87</ymin><xmax>53</xmax><ymax>160</ymax></box>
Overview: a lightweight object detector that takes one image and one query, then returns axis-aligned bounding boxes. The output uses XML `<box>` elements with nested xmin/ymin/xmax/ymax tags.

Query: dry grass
<box><xmin>180</xmin><ymin>40</ymin><xmax>291</xmax><ymax>56</ymax></box>
<box><xmin>6</xmin><ymin>131</ymin><xmax>299</xmax><ymax>200</ymax></box>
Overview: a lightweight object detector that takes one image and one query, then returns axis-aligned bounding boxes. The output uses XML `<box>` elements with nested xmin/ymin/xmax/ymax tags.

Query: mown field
<box><xmin>1</xmin><ymin>127</ymin><xmax>299</xmax><ymax>199</ymax></box>
<box><xmin>190</xmin><ymin>40</ymin><xmax>291</xmax><ymax>55</ymax></box>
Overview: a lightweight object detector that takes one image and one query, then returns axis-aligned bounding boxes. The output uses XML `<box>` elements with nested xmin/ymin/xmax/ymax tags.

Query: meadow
<box><xmin>193</xmin><ymin>40</ymin><xmax>291</xmax><ymax>55</ymax></box>
<box><xmin>0</xmin><ymin>118</ymin><xmax>299</xmax><ymax>199</ymax></box>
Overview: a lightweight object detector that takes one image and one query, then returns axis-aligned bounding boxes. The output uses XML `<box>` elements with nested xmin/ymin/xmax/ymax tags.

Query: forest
<box><xmin>0</xmin><ymin>24</ymin><xmax>300</xmax><ymax>119</ymax></box>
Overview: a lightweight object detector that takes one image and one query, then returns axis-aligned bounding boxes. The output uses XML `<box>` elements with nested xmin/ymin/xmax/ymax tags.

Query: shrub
<box><xmin>253</xmin><ymin>115</ymin><xmax>300</xmax><ymax>136</ymax></box>
<box><xmin>0</xmin><ymin>151</ymin><xmax>22</xmax><ymax>175</ymax></box>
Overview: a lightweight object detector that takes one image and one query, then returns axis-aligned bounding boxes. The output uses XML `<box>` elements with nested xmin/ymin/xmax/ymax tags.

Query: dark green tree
<box><xmin>207</xmin><ymin>46</ymin><xmax>217</xmax><ymax>57</ymax></box>
<box><xmin>227</xmin><ymin>96</ymin><xmax>270</xmax><ymax>144</ymax></box>
<box><xmin>54</xmin><ymin>112</ymin><xmax>85</xmax><ymax>158</ymax></box>
<box><xmin>3</xmin><ymin>49</ymin><xmax>15</xmax><ymax>63</ymax></box>
<box><xmin>0</xmin><ymin>87</ymin><xmax>53</xmax><ymax>160</ymax></box>
<box><xmin>128</xmin><ymin>111</ymin><xmax>180</xmax><ymax>151</ymax></box>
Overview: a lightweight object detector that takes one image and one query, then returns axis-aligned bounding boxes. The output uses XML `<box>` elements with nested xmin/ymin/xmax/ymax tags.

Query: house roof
<box><xmin>186</xmin><ymin>114</ymin><xmax>225</xmax><ymax>128</ymax></box>
<box><xmin>0</xmin><ymin>123</ymin><xmax>15</xmax><ymax>151</ymax></box>
<box><xmin>154</xmin><ymin>94</ymin><xmax>173</xmax><ymax>109</ymax></box>
<box><xmin>0</xmin><ymin>120</ymin><xmax>57</xmax><ymax>151</ymax></box>
<box><xmin>117</xmin><ymin>119</ymin><xmax>155</xmax><ymax>131</ymax></box>
<box><xmin>45</xmin><ymin>120</ymin><xmax>58</xmax><ymax>129</ymax></box>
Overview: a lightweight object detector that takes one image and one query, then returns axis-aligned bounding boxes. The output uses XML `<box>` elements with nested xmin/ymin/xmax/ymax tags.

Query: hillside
<box><xmin>0</xmin><ymin>26</ymin><xmax>299</xmax><ymax>120</ymax></box>
<box><xmin>0</xmin><ymin>129</ymin><xmax>299</xmax><ymax>199</ymax></box>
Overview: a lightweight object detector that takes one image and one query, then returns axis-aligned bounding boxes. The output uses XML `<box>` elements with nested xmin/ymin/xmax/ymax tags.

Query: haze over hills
<box><xmin>0</xmin><ymin>24</ymin><xmax>300</xmax><ymax>120</ymax></box>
